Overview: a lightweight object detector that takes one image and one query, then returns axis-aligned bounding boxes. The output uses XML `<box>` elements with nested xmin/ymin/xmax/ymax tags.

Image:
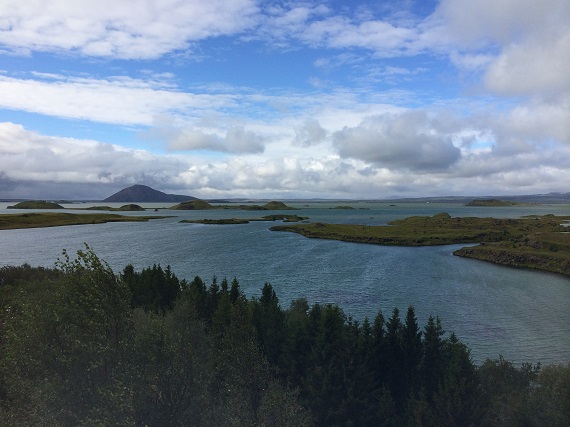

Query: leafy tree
<box><xmin>1</xmin><ymin>245</ymin><xmax>133</xmax><ymax>425</ymax></box>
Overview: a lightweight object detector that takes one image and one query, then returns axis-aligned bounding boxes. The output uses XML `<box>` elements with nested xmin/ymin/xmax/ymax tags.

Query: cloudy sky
<box><xmin>1</xmin><ymin>0</ymin><xmax>569</xmax><ymax>200</ymax></box>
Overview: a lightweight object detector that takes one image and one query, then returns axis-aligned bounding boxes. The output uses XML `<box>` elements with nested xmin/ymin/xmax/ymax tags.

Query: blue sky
<box><xmin>1</xmin><ymin>0</ymin><xmax>569</xmax><ymax>200</ymax></box>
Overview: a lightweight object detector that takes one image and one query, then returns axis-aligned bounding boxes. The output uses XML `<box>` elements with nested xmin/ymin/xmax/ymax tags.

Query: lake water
<box><xmin>1</xmin><ymin>201</ymin><xmax>570</xmax><ymax>365</ymax></box>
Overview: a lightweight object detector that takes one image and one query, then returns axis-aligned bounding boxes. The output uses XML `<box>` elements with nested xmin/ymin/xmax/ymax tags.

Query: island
<box><xmin>170</xmin><ymin>200</ymin><xmax>297</xmax><ymax>211</ymax></box>
<box><xmin>81</xmin><ymin>204</ymin><xmax>146</xmax><ymax>211</ymax></box>
<box><xmin>169</xmin><ymin>200</ymin><xmax>217</xmax><ymax>210</ymax></box>
<box><xmin>465</xmin><ymin>199</ymin><xmax>520</xmax><ymax>207</ymax></box>
<box><xmin>270</xmin><ymin>213</ymin><xmax>570</xmax><ymax>276</ymax></box>
<box><xmin>0</xmin><ymin>212</ymin><xmax>170</xmax><ymax>230</ymax></box>
<box><xmin>7</xmin><ymin>200</ymin><xmax>65</xmax><ymax>209</ymax></box>
<box><xmin>180</xmin><ymin>214</ymin><xmax>309</xmax><ymax>225</ymax></box>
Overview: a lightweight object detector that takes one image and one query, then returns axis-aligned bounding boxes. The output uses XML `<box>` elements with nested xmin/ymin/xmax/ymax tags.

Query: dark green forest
<box><xmin>1</xmin><ymin>245</ymin><xmax>569</xmax><ymax>426</ymax></box>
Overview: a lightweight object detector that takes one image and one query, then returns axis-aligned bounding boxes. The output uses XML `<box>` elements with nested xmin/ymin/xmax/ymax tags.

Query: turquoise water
<box><xmin>1</xmin><ymin>201</ymin><xmax>569</xmax><ymax>364</ymax></box>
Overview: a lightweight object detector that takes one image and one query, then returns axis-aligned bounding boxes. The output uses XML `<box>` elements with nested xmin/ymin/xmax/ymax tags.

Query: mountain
<box><xmin>103</xmin><ymin>185</ymin><xmax>197</xmax><ymax>203</ymax></box>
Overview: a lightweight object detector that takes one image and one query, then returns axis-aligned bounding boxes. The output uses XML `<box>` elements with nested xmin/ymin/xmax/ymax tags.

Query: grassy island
<box><xmin>7</xmin><ymin>200</ymin><xmax>64</xmax><ymax>209</ymax></box>
<box><xmin>171</xmin><ymin>200</ymin><xmax>297</xmax><ymax>211</ymax></box>
<box><xmin>466</xmin><ymin>199</ymin><xmax>520</xmax><ymax>207</ymax></box>
<box><xmin>181</xmin><ymin>214</ymin><xmax>309</xmax><ymax>225</ymax></box>
<box><xmin>170</xmin><ymin>200</ymin><xmax>216</xmax><ymax>210</ymax></box>
<box><xmin>82</xmin><ymin>204</ymin><xmax>146</xmax><ymax>211</ymax></box>
<box><xmin>271</xmin><ymin>213</ymin><xmax>570</xmax><ymax>276</ymax></box>
<box><xmin>0</xmin><ymin>212</ymin><xmax>169</xmax><ymax>230</ymax></box>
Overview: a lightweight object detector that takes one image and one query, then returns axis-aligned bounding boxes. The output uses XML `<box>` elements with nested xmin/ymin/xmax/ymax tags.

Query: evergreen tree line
<box><xmin>1</xmin><ymin>246</ymin><xmax>569</xmax><ymax>426</ymax></box>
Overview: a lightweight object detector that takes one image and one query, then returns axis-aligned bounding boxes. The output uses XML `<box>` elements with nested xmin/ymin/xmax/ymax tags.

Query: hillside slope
<box><xmin>103</xmin><ymin>185</ymin><xmax>196</xmax><ymax>203</ymax></box>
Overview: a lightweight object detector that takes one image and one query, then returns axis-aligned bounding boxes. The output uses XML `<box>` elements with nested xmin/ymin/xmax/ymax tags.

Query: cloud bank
<box><xmin>0</xmin><ymin>0</ymin><xmax>569</xmax><ymax>199</ymax></box>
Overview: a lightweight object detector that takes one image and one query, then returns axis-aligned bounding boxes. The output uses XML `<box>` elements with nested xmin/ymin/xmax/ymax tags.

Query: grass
<box><xmin>171</xmin><ymin>200</ymin><xmax>297</xmax><ymax>211</ymax></box>
<box><xmin>270</xmin><ymin>213</ymin><xmax>570</xmax><ymax>276</ymax></box>
<box><xmin>180</xmin><ymin>214</ymin><xmax>309</xmax><ymax>225</ymax></box>
<box><xmin>0</xmin><ymin>212</ymin><xmax>170</xmax><ymax>230</ymax></box>
<box><xmin>7</xmin><ymin>201</ymin><xmax>64</xmax><ymax>209</ymax></box>
<box><xmin>81</xmin><ymin>204</ymin><xmax>146</xmax><ymax>211</ymax></box>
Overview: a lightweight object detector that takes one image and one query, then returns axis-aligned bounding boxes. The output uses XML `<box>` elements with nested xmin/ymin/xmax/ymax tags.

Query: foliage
<box><xmin>6</xmin><ymin>200</ymin><xmax>64</xmax><ymax>209</ymax></box>
<box><xmin>1</xmin><ymin>249</ymin><xmax>569</xmax><ymax>426</ymax></box>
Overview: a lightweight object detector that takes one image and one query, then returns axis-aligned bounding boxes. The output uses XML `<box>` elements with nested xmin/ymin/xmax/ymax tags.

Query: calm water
<box><xmin>1</xmin><ymin>201</ymin><xmax>570</xmax><ymax>365</ymax></box>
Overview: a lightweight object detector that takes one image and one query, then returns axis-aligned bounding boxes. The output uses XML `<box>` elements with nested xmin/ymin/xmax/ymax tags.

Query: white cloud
<box><xmin>0</xmin><ymin>0</ymin><xmax>259</xmax><ymax>59</ymax></box>
<box><xmin>0</xmin><ymin>74</ymin><xmax>234</xmax><ymax>125</ymax></box>
<box><xmin>3</xmin><ymin>119</ymin><xmax>570</xmax><ymax>200</ymax></box>
<box><xmin>0</xmin><ymin>122</ymin><xmax>189</xmax><ymax>196</ymax></box>
<box><xmin>434</xmin><ymin>0</ymin><xmax>570</xmax><ymax>101</ymax></box>
<box><xmin>484</xmin><ymin>30</ymin><xmax>570</xmax><ymax>99</ymax></box>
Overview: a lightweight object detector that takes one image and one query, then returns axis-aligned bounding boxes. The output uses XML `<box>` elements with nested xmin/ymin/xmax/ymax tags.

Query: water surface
<box><xmin>1</xmin><ymin>201</ymin><xmax>569</xmax><ymax>364</ymax></box>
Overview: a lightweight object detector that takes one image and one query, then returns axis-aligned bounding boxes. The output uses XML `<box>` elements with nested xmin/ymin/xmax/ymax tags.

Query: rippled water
<box><xmin>1</xmin><ymin>201</ymin><xmax>569</xmax><ymax>365</ymax></box>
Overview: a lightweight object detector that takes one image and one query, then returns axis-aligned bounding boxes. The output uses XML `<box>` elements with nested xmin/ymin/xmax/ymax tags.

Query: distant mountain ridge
<box><xmin>103</xmin><ymin>185</ymin><xmax>196</xmax><ymax>203</ymax></box>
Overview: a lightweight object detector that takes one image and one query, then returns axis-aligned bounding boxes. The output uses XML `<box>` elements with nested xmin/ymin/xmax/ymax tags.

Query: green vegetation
<box><xmin>1</xmin><ymin>248</ymin><xmax>568</xmax><ymax>426</ymax></box>
<box><xmin>170</xmin><ymin>200</ymin><xmax>297</xmax><ymax>211</ymax></box>
<box><xmin>170</xmin><ymin>199</ymin><xmax>216</xmax><ymax>210</ymax></box>
<box><xmin>466</xmin><ymin>199</ymin><xmax>520</xmax><ymax>206</ymax></box>
<box><xmin>82</xmin><ymin>204</ymin><xmax>146</xmax><ymax>211</ymax></box>
<box><xmin>261</xmin><ymin>201</ymin><xmax>294</xmax><ymax>210</ymax></box>
<box><xmin>331</xmin><ymin>205</ymin><xmax>355</xmax><ymax>209</ymax></box>
<box><xmin>271</xmin><ymin>213</ymin><xmax>570</xmax><ymax>275</ymax></box>
<box><xmin>235</xmin><ymin>201</ymin><xmax>297</xmax><ymax>210</ymax></box>
<box><xmin>181</xmin><ymin>214</ymin><xmax>309</xmax><ymax>225</ymax></box>
<box><xmin>7</xmin><ymin>200</ymin><xmax>64</xmax><ymax>209</ymax></box>
<box><xmin>0</xmin><ymin>212</ymin><xmax>169</xmax><ymax>230</ymax></box>
<box><xmin>453</xmin><ymin>231</ymin><xmax>570</xmax><ymax>276</ymax></box>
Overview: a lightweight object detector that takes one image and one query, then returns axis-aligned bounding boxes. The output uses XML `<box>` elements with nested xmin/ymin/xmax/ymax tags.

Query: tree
<box><xmin>421</xmin><ymin>315</ymin><xmax>445</xmax><ymax>404</ymax></box>
<box><xmin>1</xmin><ymin>245</ymin><xmax>134</xmax><ymax>425</ymax></box>
<box><xmin>401</xmin><ymin>306</ymin><xmax>422</xmax><ymax>399</ymax></box>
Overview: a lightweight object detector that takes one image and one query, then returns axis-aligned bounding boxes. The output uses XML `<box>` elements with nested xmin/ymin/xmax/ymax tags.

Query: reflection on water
<box><xmin>1</xmin><ymin>202</ymin><xmax>570</xmax><ymax>364</ymax></box>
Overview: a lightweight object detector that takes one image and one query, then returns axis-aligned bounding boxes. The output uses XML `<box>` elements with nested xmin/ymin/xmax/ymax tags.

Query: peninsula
<box><xmin>270</xmin><ymin>213</ymin><xmax>570</xmax><ymax>276</ymax></box>
<box><xmin>0</xmin><ymin>212</ymin><xmax>170</xmax><ymax>230</ymax></box>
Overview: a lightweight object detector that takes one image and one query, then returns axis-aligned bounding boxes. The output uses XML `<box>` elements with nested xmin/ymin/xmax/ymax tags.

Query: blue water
<box><xmin>1</xmin><ymin>201</ymin><xmax>569</xmax><ymax>365</ymax></box>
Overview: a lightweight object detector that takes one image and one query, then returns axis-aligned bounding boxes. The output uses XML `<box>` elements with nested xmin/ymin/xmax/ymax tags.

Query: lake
<box><xmin>1</xmin><ymin>201</ymin><xmax>569</xmax><ymax>365</ymax></box>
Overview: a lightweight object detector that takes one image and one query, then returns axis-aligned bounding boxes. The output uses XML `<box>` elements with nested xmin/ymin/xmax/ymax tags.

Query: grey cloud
<box><xmin>292</xmin><ymin>119</ymin><xmax>327</xmax><ymax>147</ymax></box>
<box><xmin>332</xmin><ymin>111</ymin><xmax>462</xmax><ymax>171</ymax></box>
<box><xmin>166</xmin><ymin>126</ymin><xmax>265</xmax><ymax>154</ymax></box>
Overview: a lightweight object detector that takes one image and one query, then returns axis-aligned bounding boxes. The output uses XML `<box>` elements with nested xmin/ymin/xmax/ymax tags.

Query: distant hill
<box><xmin>7</xmin><ymin>200</ymin><xmax>64</xmax><ymax>209</ymax></box>
<box><xmin>103</xmin><ymin>185</ymin><xmax>196</xmax><ymax>203</ymax></box>
<box><xmin>382</xmin><ymin>192</ymin><xmax>570</xmax><ymax>204</ymax></box>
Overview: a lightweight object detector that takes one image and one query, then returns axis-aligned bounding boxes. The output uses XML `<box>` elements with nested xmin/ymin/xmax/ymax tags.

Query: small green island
<box><xmin>465</xmin><ymin>199</ymin><xmax>521</xmax><ymax>207</ymax></box>
<box><xmin>270</xmin><ymin>213</ymin><xmax>570</xmax><ymax>276</ymax></box>
<box><xmin>7</xmin><ymin>200</ymin><xmax>65</xmax><ymax>209</ymax></box>
<box><xmin>81</xmin><ymin>204</ymin><xmax>146</xmax><ymax>211</ymax></box>
<box><xmin>331</xmin><ymin>205</ymin><xmax>355</xmax><ymax>210</ymax></box>
<box><xmin>0</xmin><ymin>212</ymin><xmax>170</xmax><ymax>230</ymax></box>
<box><xmin>181</xmin><ymin>214</ymin><xmax>308</xmax><ymax>225</ymax></box>
<box><xmin>170</xmin><ymin>200</ymin><xmax>297</xmax><ymax>211</ymax></box>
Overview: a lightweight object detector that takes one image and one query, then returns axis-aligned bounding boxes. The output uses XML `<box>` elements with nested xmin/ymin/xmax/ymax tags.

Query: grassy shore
<box><xmin>271</xmin><ymin>213</ymin><xmax>570</xmax><ymax>276</ymax></box>
<box><xmin>0</xmin><ymin>212</ymin><xmax>170</xmax><ymax>230</ymax></box>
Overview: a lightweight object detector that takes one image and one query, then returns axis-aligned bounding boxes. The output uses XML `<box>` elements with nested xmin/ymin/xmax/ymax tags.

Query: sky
<box><xmin>1</xmin><ymin>0</ymin><xmax>569</xmax><ymax>200</ymax></box>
